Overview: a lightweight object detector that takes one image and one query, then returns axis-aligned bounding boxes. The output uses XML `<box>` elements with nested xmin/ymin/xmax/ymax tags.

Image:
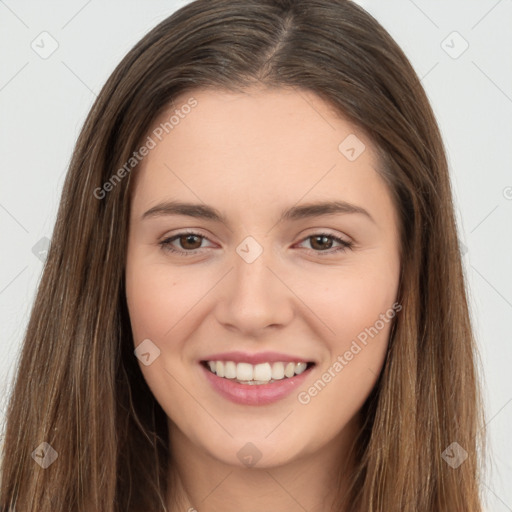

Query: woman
<box><xmin>0</xmin><ymin>0</ymin><xmax>485</xmax><ymax>510</ymax></box>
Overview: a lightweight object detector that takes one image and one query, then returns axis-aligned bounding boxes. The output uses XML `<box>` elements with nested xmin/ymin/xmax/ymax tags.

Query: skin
<box><xmin>125</xmin><ymin>86</ymin><xmax>401</xmax><ymax>511</ymax></box>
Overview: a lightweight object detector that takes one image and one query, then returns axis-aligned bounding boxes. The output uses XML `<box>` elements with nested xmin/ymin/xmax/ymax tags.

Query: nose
<box><xmin>214</xmin><ymin>243</ymin><xmax>294</xmax><ymax>336</ymax></box>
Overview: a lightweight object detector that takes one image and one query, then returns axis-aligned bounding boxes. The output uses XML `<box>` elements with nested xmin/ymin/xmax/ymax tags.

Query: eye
<box><xmin>159</xmin><ymin>231</ymin><xmax>213</xmax><ymax>256</ymax></box>
<box><xmin>296</xmin><ymin>232</ymin><xmax>354</xmax><ymax>256</ymax></box>
<box><xmin>159</xmin><ymin>231</ymin><xmax>207</xmax><ymax>256</ymax></box>
<box><xmin>159</xmin><ymin>231</ymin><xmax>353</xmax><ymax>257</ymax></box>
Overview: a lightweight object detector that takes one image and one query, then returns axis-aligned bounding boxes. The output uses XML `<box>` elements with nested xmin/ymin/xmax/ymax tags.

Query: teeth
<box><xmin>216</xmin><ymin>361</ymin><xmax>225</xmax><ymax>378</ymax></box>
<box><xmin>253</xmin><ymin>363</ymin><xmax>272</xmax><ymax>381</ymax></box>
<box><xmin>205</xmin><ymin>360</ymin><xmax>311</xmax><ymax>384</ymax></box>
<box><xmin>224</xmin><ymin>361</ymin><xmax>237</xmax><ymax>379</ymax></box>
<box><xmin>271</xmin><ymin>362</ymin><xmax>285</xmax><ymax>380</ymax></box>
<box><xmin>236</xmin><ymin>362</ymin><xmax>253</xmax><ymax>381</ymax></box>
<box><xmin>294</xmin><ymin>362</ymin><xmax>307</xmax><ymax>375</ymax></box>
<box><xmin>284</xmin><ymin>362</ymin><xmax>295</xmax><ymax>378</ymax></box>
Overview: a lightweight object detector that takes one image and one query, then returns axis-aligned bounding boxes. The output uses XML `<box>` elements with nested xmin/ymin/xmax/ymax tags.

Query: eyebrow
<box><xmin>141</xmin><ymin>199</ymin><xmax>375</xmax><ymax>225</ymax></box>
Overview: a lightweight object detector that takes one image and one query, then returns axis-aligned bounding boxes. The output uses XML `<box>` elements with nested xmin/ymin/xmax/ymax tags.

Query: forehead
<box><xmin>130</xmin><ymin>86</ymin><xmax>392</xmax><ymax>224</ymax></box>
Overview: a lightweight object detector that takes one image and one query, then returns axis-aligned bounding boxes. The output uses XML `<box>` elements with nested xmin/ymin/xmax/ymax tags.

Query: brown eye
<box><xmin>309</xmin><ymin>235</ymin><xmax>335</xmax><ymax>251</ymax></box>
<box><xmin>297</xmin><ymin>233</ymin><xmax>353</xmax><ymax>255</ymax></box>
<box><xmin>159</xmin><ymin>231</ymin><xmax>211</xmax><ymax>256</ymax></box>
<box><xmin>177</xmin><ymin>234</ymin><xmax>203</xmax><ymax>250</ymax></box>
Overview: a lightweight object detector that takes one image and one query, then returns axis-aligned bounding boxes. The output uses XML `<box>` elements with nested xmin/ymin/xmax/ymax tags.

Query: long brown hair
<box><xmin>0</xmin><ymin>1</ymin><xmax>486</xmax><ymax>510</ymax></box>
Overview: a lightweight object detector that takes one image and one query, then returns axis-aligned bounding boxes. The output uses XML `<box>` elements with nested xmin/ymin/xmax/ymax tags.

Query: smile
<box><xmin>203</xmin><ymin>360</ymin><xmax>313</xmax><ymax>384</ymax></box>
<box><xmin>200</xmin><ymin>359</ymin><xmax>316</xmax><ymax>406</ymax></box>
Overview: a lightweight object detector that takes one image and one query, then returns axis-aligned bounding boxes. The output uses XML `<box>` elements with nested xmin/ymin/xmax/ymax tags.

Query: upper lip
<box><xmin>201</xmin><ymin>351</ymin><xmax>314</xmax><ymax>365</ymax></box>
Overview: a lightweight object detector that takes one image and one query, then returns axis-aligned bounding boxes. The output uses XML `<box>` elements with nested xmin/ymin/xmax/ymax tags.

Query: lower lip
<box><xmin>201</xmin><ymin>363</ymin><xmax>314</xmax><ymax>406</ymax></box>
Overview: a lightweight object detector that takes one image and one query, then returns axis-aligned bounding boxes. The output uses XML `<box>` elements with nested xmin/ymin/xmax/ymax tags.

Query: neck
<box><xmin>166</xmin><ymin>412</ymin><xmax>361</xmax><ymax>512</ymax></box>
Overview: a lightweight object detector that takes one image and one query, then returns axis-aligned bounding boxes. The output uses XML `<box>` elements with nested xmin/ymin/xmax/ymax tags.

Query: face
<box><xmin>125</xmin><ymin>86</ymin><xmax>401</xmax><ymax>469</ymax></box>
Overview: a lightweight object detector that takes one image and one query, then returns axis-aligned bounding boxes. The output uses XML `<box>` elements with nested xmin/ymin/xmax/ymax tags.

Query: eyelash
<box><xmin>158</xmin><ymin>230</ymin><xmax>354</xmax><ymax>257</ymax></box>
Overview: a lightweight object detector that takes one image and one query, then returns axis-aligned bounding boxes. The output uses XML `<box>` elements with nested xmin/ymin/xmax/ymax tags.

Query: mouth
<box><xmin>200</xmin><ymin>360</ymin><xmax>316</xmax><ymax>385</ymax></box>
<box><xmin>199</xmin><ymin>357</ymin><xmax>316</xmax><ymax>406</ymax></box>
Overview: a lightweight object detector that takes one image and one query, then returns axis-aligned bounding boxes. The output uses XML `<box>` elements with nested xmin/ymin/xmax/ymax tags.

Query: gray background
<box><xmin>0</xmin><ymin>1</ymin><xmax>511</xmax><ymax>509</ymax></box>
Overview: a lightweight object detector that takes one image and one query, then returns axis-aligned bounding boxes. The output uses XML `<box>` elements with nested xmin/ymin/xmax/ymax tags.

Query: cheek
<box><xmin>329</xmin><ymin>280</ymin><xmax>396</xmax><ymax>349</ymax></box>
<box><xmin>291</xmin><ymin>259</ymin><xmax>398</xmax><ymax>404</ymax></box>
<box><xmin>292</xmin><ymin>288</ymin><xmax>396</xmax><ymax>449</ymax></box>
<box><xmin>125</xmin><ymin>260</ymin><xmax>204</xmax><ymax>435</ymax></box>
<box><xmin>125</xmin><ymin>259</ymin><xmax>195</xmax><ymax>344</ymax></box>
<box><xmin>300</xmin><ymin>260</ymin><xmax>399</xmax><ymax>348</ymax></box>
<box><xmin>126</xmin><ymin>272</ymin><xmax>167</xmax><ymax>342</ymax></box>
